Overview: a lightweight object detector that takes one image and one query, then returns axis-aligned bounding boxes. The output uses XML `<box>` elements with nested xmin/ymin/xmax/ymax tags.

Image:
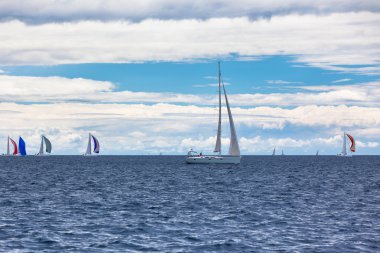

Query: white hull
<box><xmin>186</xmin><ymin>155</ymin><xmax>241</xmax><ymax>164</ymax></box>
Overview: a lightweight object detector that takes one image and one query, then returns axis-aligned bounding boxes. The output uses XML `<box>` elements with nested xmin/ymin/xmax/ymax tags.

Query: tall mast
<box><xmin>39</xmin><ymin>135</ymin><xmax>44</xmax><ymax>155</ymax></box>
<box><xmin>213</xmin><ymin>62</ymin><xmax>222</xmax><ymax>155</ymax></box>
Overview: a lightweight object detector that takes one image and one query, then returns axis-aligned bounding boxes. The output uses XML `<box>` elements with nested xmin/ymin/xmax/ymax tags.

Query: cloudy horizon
<box><xmin>1</xmin><ymin>1</ymin><xmax>380</xmax><ymax>155</ymax></box>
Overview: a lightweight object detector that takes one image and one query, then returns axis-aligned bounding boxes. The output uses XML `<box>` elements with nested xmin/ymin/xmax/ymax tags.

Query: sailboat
<box><xmin>36</xmin><ymin>135</ymin><xmax>52</xmax><ymax>156</ymax></box>
<box><xmin>272</xmin><ymin>147</ymin><xmax>276</xmax><ymax>156</ymax></box>
<box><xmin>3</xmin><ymin>136</ymin><xmax>18</xmax><ymax>156</ymax></box>
<box><xmin>186</xmin><ymin>63</ymin><xmax>241</xmax><ymax>164</ymax></box>
<box><xmin>18</xmin><ymin>137</ymin><xmax>27</xmax><ymax>156</ymax></box>
<box><xmin>281</xmin><ymin>150</ymin><xmax>284</xmax><ymax>156</ymax></box>
<box><xmin>316</xmin><ymin>150</ymin><xmax>319</xmax><ymax>156</ymax></box>
<box><xmin>337</xmin><ymin>132</ymin><xmax>355</xmax><ymax>157</ymax></box>
<box><xmin>84</xmin><ymin>133</ymin><xmax>100</xmax><ymax>156</ymax></box>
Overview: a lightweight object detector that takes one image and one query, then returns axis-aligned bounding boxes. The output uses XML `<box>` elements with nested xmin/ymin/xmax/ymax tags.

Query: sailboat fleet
<box><xmin>2</xmin><ymin>133</ymin><xmax>100</xmax><ymax>156</ymax></box>
<box><xmin>0</xmin><ymin>63</ymin><xmax>360</xmax><ymax>159</ymax></box>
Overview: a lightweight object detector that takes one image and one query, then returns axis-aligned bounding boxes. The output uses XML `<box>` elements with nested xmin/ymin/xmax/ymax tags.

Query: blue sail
<box><xmin>19</xmin><ymin>137</ymin><xmax>27</xmax><ymax>156</ymax></box>
<box><xmin>92</xmin><ymin>135</ymin><xmax>100</xmax><ymax>154</ymax></box>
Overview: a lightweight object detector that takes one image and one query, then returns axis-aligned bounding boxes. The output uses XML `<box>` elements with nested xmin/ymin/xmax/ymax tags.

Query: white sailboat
<box><xmin>281</xmin><ymin>150</ymin><xmax>284</xmax><ymax>156</ymax></box>
<box><xmin>36</xmin><ymin>135</ymin><xmax>52</xmax><ymax>156</ymax></box>
<box><xmin>186</xmin><ymin>63</ymin><xmax>241</xmax><ymax>164</ymax></box>
<box><xmin>84</xmin><ymin>133</ymin><xmax>100</xmax><ymax>156</ymax></box>
<box><xmin>272</xmin><ymin>147</ymin><xmax>276</xmax><ymax>156</ymax></box>
<box><xmin>337</xmin><ymin>132</ymin><xmax>355</xmax><ymax>157</ymax></box>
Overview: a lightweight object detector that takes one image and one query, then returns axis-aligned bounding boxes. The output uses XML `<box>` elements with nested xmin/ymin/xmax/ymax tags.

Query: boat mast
<box><xmin>214</xmin><ymin>62</ymin><xmax>222</xmax><ymax>156</ymax></box>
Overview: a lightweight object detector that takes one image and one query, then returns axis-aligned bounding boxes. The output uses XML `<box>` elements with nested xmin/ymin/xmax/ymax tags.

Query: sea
<box><xmin>0</xmin><ymin>155</ymin><xmax>379</xmax><ymax>252</ymax></box>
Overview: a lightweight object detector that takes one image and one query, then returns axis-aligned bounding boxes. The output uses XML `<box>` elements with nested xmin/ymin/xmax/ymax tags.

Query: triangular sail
<box><xmin>43</xmin><ymin>136</ymin><xmax>52</xmax><ymax>153</ymax></box>
<box><xmin>341</xmin><ymin>132</ymin><xmax>347</xmax><ymax>156</ymax></box>
<box><xmin>92</xmin><ymin>135</ymin><xmax>100</xmax><ymax>153</ymax></box>
<box><xmin>85</xmin><ymin>133</ymin><xmax>92</xmax><ymax>155</ymax></box>
<box><xmin>213</xmin><ymin>62</ymin><xmax>222</xmax><ymax>154</ymax></box>
<box><xmin>7</xmin><ymin>136</ymin><xmax>10</xmax><ymax>155</ymax></box>
<box><xmin>38</xmin><ymin>136</ymin><xmax>44</xmax><ymax>155</ymax></box>
<box><xmin>346</xmin><ymin>133</ymin><xmax>355</xmax><ymax>152</ymax></box>
<box><xmin>10</xmin><ymin>138</ymin><xmax>18</xmax><ymax>155</ymax></box>
<box><xmin>222</xmin><ymin>82</ymin><xmax>240</xmax><ymax>156</ymax></box>
<box><xmin>272</xmin><ymin>147</ymin><xmax>276</xmax><ymax>156</ymax></box>
<box><xmin>19</xmin><ymin>137</ymin><xmax>26</xmax><ymax>156</ymax></box>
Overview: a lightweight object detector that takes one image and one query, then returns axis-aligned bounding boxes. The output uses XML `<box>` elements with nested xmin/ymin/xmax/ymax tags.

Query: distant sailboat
<box><xmin>337</xmin><ymin>132</ymin><xmax>355</xmax><ymax>157</ymax></box>
<box><xmin>272</xmin><ymin>147</ymin><xmax>276</xmax><ymax>156</ymax></box>
<box><xmin>18</xmin><ymin>137</ymin><xmax>27</xmax><ymax>156</ymax></box>
<box><xmin>186</xmin><ymin>63</ymin><xmax>241</xmax><ymax>164</ymax></box>
<box><xmin>84</xmin><ymin>133</ymin><xmax>100</xmax><ymax>156</ymax></box>
<box><xmin>4</xmin><ymin>136</ymin><xmax>18</xmax><ymax>156</ymax></box>
<box><xmin>281</xmin><ymin>150</ymin><xmax>284</xmax><ymax>156</ymax></box>
<box><xmin>36</xmin><ymin>135</ymin><xmax>52</xmax><ymax>156</ymax></box>
<box><xmin>316</xmin><ymin>150</ymin><xmax>319</xmax><ymax>156</ymax></box>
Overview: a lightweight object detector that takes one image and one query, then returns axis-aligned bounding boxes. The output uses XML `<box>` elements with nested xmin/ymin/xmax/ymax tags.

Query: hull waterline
<box><xmin>186</xmin><ymin>155</ymin><xmax>241</xmax><ymax>164</ymax></box>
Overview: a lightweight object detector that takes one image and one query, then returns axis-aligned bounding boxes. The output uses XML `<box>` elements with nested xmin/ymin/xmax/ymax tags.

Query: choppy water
<box><xmin>0</xmin><ymin>156</ymin><xmax>379</xmax><ymax>252</ymax></box>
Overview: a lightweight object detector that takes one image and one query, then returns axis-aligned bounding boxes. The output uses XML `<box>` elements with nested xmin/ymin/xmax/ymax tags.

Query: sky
<box><xmin>1</xmin><ymin>0</ymin><xmax>380</xmax><ymax>155</ymax></box>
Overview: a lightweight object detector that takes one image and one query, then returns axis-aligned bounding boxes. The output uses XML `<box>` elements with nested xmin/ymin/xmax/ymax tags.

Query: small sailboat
<box><xmin>272</xmin><ymin>147</ymin><xmax>276</xmax><ymax>156</ymax></box>
<box><xmin>84</xmin><ymin>133</ymin><xmax>100</xmax><ymax>156</ymax></box>
<box><xmin>281</xmin><ymin>150</ymin><xmax>284</xmax><ymax>156</ymax></box>
<box><xmin>36</xmin><ymin>135</ymin><xmax>52</xmax><ymax>156</ymax></box>
<box><xmin>186</xmin><ymin>63</ymin><xmax>241</xmax><ymax>164</ymax></box>
<box><xmin>18</xmin><ymin>137</ymin><xmax>27</xmax><ymax>156</ymax></box>
<box><xmin>3</xmin><ymin>136</ymin><xmax>18</xmax><ymax>156</ymax></box>
<box><xmin>337</xmin><ymin>132</ymin><xmax>355</xmax><ymax>157</ymax></box>
<box><xmin>316</xmin><ymin>150</ymin><xmax>319</xmax><ymax>156</ymax></box>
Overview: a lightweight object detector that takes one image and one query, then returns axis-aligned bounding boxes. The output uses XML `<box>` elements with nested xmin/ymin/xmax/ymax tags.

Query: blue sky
<box><xmin>0</xmin><ymin>1</ymin><xmax>380</xmax><ymax>155</ymax></box>
<box><xmin>4</xmin><ymin>56</ymin><xmax>378</xmax><ymax>94</ymax></box>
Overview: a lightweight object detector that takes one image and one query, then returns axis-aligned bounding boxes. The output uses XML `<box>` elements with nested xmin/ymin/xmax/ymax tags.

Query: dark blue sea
<box><xmin>0</xmin><ymin>156</ymin><xmax>379</xmax><ymax>252</ymax></box>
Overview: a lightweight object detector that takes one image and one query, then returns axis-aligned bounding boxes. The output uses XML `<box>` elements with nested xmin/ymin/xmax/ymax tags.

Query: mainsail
<box><xmin>346</xmin><ymin>133</ymin><xmax>355</xmax><ymax>152</ymax></box>
<box><xmin>341</xmin><ymin>132</ymin><xmax>347</xmax><ymax>156</ymax></box>
<box><xmin>19</xmin><ymin>137</ymin><xmax>26</xmax><ymax>156</ymax></box>
<box><xmin>213</xmin><ymin>62</ymin><xmax>222</xmax><ymax>154</ymax></box>
<box><xmin>272</xmin><ymin>148</ymin><xmax>276</xmax><ymax>156</ymax></box>
<box><xmin>85</xmin><ymin>133</ymin><xmax>92</xmax><ymax>155</ymax></box>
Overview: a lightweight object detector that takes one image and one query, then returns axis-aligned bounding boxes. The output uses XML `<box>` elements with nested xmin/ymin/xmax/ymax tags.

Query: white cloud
<box><xmin>266</xmin><ymin>80</ymin><xmax>302</xmax><ymax>85</ymax></box>
<box><xmin>332</xmin><ymin>78</ymin><xmax>351</xmax><ymax>83</ymax></box>
<box><xmin>1</xmin><ymin>102</ymin><xmax>380</xmax><ymax>154</ymax></box>
<box><xmin>0</xmin><ymin>0</ymin><xmax>379</xmax><ymax>23</ymax></box>
<box><xmin>0</xmin><ymin>12</ymin><xmax>379</xmax><ymax>73</ymax></box>
<box><xmin>2</xmin><ymin>75</ymin><xmax>380</xmax><ymax>107</ymax></box>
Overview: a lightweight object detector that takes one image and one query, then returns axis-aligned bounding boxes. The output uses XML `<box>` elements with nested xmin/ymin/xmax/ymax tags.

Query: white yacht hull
<box><xmin>186</xmin><ymin>155</ymin><xmax>241</xmax><ymax>164</ymax></box>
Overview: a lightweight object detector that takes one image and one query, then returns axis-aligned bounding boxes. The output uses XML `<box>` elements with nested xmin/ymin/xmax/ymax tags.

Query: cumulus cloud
<box><xmin>0</xmin><ymin>12</ymin><xmax>379</xmax><ymax>73</ymax></box>
<box><xmin>2</xmin><ymin>75</ymin><xmax>380</xmax><ymax>107</ymax></box>
<box><xmin>1</xmin><ymin>102</ymin><xmax>380</xmax><ymax>154</ymax></box>
<box><xmin>0</xmin><ymin>0</ymin><xmax>379</xmax><ymax>23</ymax></box>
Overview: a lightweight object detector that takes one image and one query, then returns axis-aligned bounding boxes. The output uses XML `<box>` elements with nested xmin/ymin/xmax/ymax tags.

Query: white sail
<box><xmin>7</xmin><ymin>136</ymin><xmax>10</xmax><ymax>155</ymax></box>
<box><xmin>272</xmin><ymin>147</ymin><xmax>276</xmax><ymax>156</ymax></box>
<box><xmin>213</xmin><ymin>62</ymin><xmax>222</xmax><ymax>154</ymax></box>
<box><xmin>222</xmin><ymin>83</ymin><xmax>240</xmax><ymax>156</ymax></box>
<box><xmin>38</xmin><ymin>136</ymin><xmax>44</xmax><ymax>155</ymax></box>
<box><xmin>85</xmin><ymin>133</ymin><xmax>92</xmax><ymax>155</ymax></box>
<box><xmin>341</xmin><ymin>132</ymin><xmax>347</xmax><ymax>156</ymax></box>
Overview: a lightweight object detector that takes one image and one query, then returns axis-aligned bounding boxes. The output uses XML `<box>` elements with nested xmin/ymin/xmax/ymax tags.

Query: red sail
<box><xmin>10</xmin><ymin>138</ymin><xmax>18</xmax><ymax>155</ymax></box>
<box><xmin>346</xmin><ymin>133</ymin><xmax>355</xmax><ymax>152</ymax></box>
